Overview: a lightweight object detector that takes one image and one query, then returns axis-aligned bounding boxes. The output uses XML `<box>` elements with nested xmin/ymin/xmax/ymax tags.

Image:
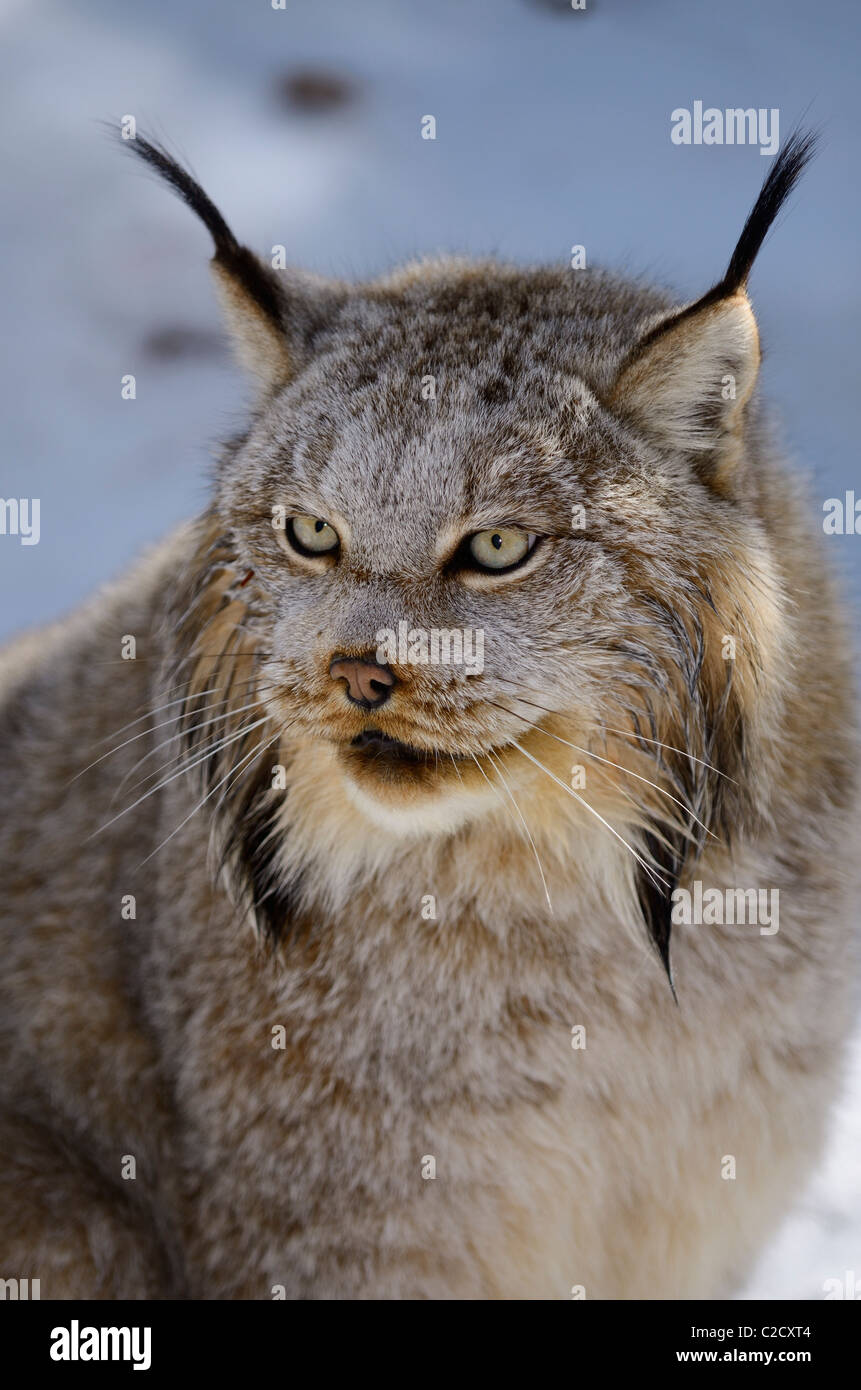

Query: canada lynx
<box><xmin>0</xmin><ymin>131</ymin><xmax>856</xmax><ymax>1298</ymax></box>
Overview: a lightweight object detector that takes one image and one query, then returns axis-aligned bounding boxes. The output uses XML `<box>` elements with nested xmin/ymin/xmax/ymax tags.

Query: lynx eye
<box><xmin>467</xmin><ymin>527</ymin><xmax>534</xmax><ymax>572</ymax></box>
<box><xmin>285</xmin><ymin>514</ymin><xmax>340</xmax><ymax>557</ymax></box>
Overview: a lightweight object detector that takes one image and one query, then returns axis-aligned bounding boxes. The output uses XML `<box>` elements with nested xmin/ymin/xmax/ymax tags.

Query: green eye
<box><xmin>467</xmin><ymin>527</ymin><xmax>533</xmax><ymax>571</ymax></box>
<box><xmin>286</xmin><ymin>514</ymin><xmax>340</xmax><ymax>556</ymax></box>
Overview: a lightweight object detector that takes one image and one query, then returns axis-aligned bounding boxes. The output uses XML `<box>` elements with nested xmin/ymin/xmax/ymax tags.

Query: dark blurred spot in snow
<box><xmin>275</xmin><ymin>69</ymin><xmax>358</xmax><ymax>116</ymax></box>
<box><xmin>143</xmin><ymin>325</ymin><xmax>227</xmax><ymax>362</ymax></box>
<box><xmin>526</xmin><ymin>0</ymin><xmax>596</xmax><ymax>15</ymax></box>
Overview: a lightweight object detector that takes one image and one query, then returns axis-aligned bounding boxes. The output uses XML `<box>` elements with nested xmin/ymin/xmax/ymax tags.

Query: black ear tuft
<box><xmin>610</xmin><ymin>127</ymin><xmax>817</xmax><ymax>486</ymax></box>
<box><xmin>719</xmin><ymin>127</ymin><xmax>818</xmax><ymax>295</ymax></box>
<box><xmin>631</xmin><ymin>127</ymin><xmax>818</xmax><ymax>360</ymax></box>
<box><xmin>122</xmin><ymin>134</ymin><xmax>237</xmax><ymax>254</ymax></box>
<box><xmin>121</xmin><ymin>133</ymin><xmax>285</xmax><ymax>333</ymax></box>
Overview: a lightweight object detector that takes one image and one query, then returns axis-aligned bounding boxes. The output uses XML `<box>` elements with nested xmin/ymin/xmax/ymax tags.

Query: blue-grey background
<box><xmin>1</xmin><ymin>0</ymin><xmax>858</xmax><ymax>1297</ymax></box>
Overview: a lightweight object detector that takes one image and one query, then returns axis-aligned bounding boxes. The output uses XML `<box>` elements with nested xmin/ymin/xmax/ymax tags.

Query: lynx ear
<box><xmin>209</xmin><ymin>257</ymin><xmax>292</xmax><ymax>388</ymax></box>
<box><xmin>124</xmin><ymin>136</ymin><xmax>323</xmax><ymax>391</ymax></box>
<box><xmin>609</xmin><ymin>129</ymin><xmax>817</xmax><ymax>488</ymax></box>
<box><xmin>609</xmin><ymin>292</ymin><xmax>760</xmax><ymax>483</ymax></box>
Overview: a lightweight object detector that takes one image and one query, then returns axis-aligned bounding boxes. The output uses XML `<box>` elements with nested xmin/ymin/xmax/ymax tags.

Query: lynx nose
<box><xmin>329</xmin><ymin>655</ymin><xmax>396</xmax><ymax>709</ymax></box>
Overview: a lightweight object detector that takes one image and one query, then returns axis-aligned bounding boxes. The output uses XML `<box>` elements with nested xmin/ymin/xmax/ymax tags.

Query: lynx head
<box><xmin>128</xmin><ymin>132</ymin><xmax>815</xmax><ymax>980</ymax></box>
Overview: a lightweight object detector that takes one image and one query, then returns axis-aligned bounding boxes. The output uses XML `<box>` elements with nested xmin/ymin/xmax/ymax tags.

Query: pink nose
<box><xmin>329</xmin><ymin>656</ymin><xmax>396</xmax><ymax>709</ymax></box>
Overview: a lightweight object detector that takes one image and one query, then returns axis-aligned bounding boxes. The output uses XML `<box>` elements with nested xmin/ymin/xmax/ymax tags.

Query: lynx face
<box><xmin>218</xmin><ymin>291</ymin><xmax>633</xmax><ymax>826</ymax></box>
<box><xmin>138</xmin><ymin>132</ymin><xmax>811</xmax><ymax>962</ymax></box>
<box><xmin>209</xmin><ymin>267</ymin><xmax>769</xmax><ymax>849</ymax></box>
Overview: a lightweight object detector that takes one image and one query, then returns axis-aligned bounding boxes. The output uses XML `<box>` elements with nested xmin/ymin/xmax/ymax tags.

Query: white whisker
<box><xmin>109</xmin><ymin>699</ymin><xmax>267</xmax><ymax>804</ymax></box>
<box><xmin>89</xmin><ymin>716</ymin><xmax>269</xmax><ymax>840</ymax></box>
<box><xmin>484</xmin><ymin>750</ymin><xmax>553</xmax><ymax>914</ymax></box>
<box><xmin>136</xmin><ymin>727</ymin><xmax>279</xmax><ymax>870</ymax></box>
<box><xmin>598</xmin><ymin>724</ymin><xmax>737</xmax><ymax>783</ymax></box>
<box><xmin>492</xmin><ymin>677</ymin><xmax>733</xmax><ymax>782</ymax></box>
<box><xmin>489</xmin><ymin>699</ymin><xmax>715</xmax><ymax>842</ymax></box>
<box><xmin>70</xmin><ymin>703</ymin><xmax>239</xmax><ymax>785</ymax></box>
<box><xmin>93</xmin><ymin>686</ymin><xmax>221</xmax><ymax>745</ymax></box>
<box><xmin>510</xmin><ymin>740</ymin><xmax>671</xmax><ymax>894</ymax></box>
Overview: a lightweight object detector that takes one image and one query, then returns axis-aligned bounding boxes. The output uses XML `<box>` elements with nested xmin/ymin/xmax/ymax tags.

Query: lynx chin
<box><xmin>0</xmin><ymin>129</ymin><xmax>856</xmax><ymax>1300</ymax></box>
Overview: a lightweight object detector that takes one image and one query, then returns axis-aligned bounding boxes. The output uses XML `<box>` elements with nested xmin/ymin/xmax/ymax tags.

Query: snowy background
<box><xmin>0</xmin><ymin>0</ymin><xmax>858</xmax><ymax>1297</ymax></box>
